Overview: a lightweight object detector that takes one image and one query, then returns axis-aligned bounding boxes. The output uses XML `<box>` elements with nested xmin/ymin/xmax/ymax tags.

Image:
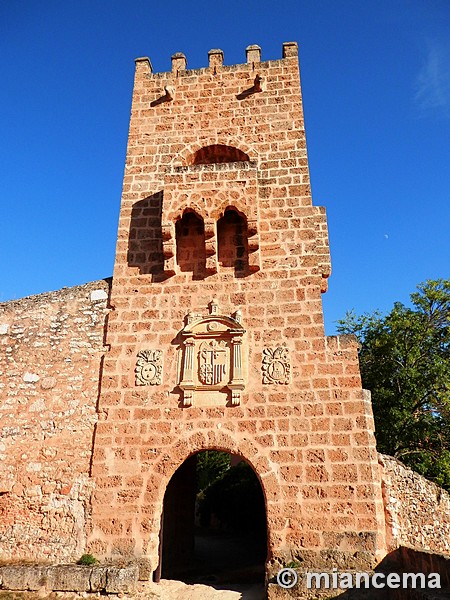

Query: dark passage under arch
<box><xmin>157</xmin><ymin>451</ymin><xmax>267</xmax><ymax>586</ymax></box>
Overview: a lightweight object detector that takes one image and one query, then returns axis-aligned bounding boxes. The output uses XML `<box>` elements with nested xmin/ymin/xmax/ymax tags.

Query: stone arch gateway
<box><xmin>157</xmin><ymin>449</ymin><xmax>268</xmax><ymax>584</ymax></box>
<box><xmin>123</xmin><ymin>430</ymin><xmax>282</xmax><ymax>573</ymax></box>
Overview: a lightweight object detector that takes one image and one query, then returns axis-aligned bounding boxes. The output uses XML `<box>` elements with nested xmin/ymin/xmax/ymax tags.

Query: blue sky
<box><xmin>1</xmin><ymin>1</ymin><xmax>449</xmax><ymax>333</ymax></box>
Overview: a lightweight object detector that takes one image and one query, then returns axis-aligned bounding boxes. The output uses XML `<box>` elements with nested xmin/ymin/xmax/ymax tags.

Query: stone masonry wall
<box><xmin>88</xmin><ymin>43</ymin><xmax>387</xmax><ymax>576</ymax></box>
<box><xmin>380</xmin><ymin>454</ymin><xmax>450</xmax><ymax>555</ymax></box>
<box><xmin>0</xmin><ymin>279</ymin><xmax>110</xmax><ymax>561</ymax></box>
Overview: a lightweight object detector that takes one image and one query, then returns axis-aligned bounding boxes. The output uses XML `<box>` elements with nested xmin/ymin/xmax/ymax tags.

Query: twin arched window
<box><xmin>175</xmin><ymin>209</ymin><xmax>249</xmax><ymax>276</ymax></box>
<box><xmin>174</xmin><ymin>145</ymin><xmax>252</xmax><ymax>276</ymax></box>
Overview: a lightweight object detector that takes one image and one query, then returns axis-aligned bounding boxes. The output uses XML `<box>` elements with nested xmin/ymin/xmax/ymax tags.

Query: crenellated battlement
<box><xmin>134</xmin><ymin>41</ymin><xmax>298</xmax><ymax>76</ymax></box>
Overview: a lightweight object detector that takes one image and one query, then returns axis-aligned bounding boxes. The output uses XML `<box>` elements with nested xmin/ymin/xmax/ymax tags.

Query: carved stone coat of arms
<box><xmin>178</xmin><ymin>300</ymin><xmax>246</xmax><ymax>407</ymax></box>
<box><xmin>199</xmin><ymin>339</ymin><xmax>227</xmax><ymax>386</ymax></box>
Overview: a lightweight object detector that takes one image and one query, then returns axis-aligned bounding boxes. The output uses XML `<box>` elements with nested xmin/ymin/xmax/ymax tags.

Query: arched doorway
<box><xmin>157</xmin><ymin>450</ymin><xmax>267</xmax><ymax>586</ymax></box>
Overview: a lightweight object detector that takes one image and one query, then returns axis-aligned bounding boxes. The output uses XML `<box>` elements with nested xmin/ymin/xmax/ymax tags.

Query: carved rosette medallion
<box><xmin>178</xmin><ymin>300</ymin><xmax>246</xmax><ymax>407</ymax></box>
<box><xmin>262</xmin><ymin>345</ymin><xmax>290</xmax><ymax>384</ymax></box>
<box><xmin>135</xmin><ymin>350</ymin><xmax>163</xmax><ymax>386</ymax></box>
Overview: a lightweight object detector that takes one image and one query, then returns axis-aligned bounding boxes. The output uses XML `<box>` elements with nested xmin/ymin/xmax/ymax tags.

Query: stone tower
<box><xmin>89</xmin><ymin>43</ymin><xmax>386</xmax><ymax>585</ymax></box>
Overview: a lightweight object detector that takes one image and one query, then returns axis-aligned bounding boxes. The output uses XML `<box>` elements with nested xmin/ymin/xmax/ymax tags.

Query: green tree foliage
<box><xmin>196</xmin><ymin>450</ymin><xmax>231</xmax><ymax>493</ymax></box>
<box><xmin>337</xmin><ymin>279</ymin><xmax>450</xmax><ymax>490</ymax></box>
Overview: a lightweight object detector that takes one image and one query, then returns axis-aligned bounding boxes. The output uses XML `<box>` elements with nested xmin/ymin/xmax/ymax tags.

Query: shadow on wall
<box><xmin>281</xmin><ymin>547</ymin><xmax>450</xmax><ymax>599</ymax></box>
<box><xmin>127</xmin><ymin>192</ymin><xmax>165</xmax><ymax>280</ymax></box>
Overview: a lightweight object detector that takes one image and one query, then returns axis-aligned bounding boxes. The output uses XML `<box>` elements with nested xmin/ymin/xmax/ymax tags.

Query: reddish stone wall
<box><xmin>0</xmin><ymin>280</ymin><xmax>110</xmax><ymax>561</ymax></box>
<box><xmin>380</xmin><ymin>454</ymin><xmax>450</xmax><ymax>555</ymax></box>
<box><xmin>88</xmin><ymin>43</ymin><xmax>387</xmax><ymax>574</ymax></box>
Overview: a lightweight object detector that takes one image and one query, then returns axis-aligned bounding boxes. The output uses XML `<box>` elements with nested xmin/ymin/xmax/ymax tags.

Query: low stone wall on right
<box><xmin>380</xmin><ymin>454</ymin><xmax>450</xmax><ymax>555</ymax></box>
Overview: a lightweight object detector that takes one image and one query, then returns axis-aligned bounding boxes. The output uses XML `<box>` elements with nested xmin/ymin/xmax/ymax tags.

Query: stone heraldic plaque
<box><xmin>178</xmin><ymin>300</ymin><xmax>246</xmax><ymax>407</ymax></box>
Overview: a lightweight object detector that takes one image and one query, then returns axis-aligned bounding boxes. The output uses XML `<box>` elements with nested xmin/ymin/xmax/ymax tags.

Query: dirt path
<box><xmin>142</xmin><ymin>579</ymin><xmax>266</xmax><ymax>599</ymax></box>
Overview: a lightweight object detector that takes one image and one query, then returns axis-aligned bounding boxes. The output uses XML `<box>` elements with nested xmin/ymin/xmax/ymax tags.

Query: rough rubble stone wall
<box><xmin>88</xmin><ymin>43</ymin><xmax>387</xmax><ymax>576</ymax></box>
<box><xmin>380</xmin><ymin>454</ymin><xmax>450</xmax><ymax>555</ymax></box>
<box><xmin>0</xmin><ymin>280</ymin><xmax>110</xmax><ymax>561</ymax></box>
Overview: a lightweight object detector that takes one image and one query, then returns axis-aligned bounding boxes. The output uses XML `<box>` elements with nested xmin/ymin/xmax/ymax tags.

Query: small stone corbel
<box><xmin>164</xmin><ymin>86</ymin><xmax>174</xmax><ymax>101</ymax></box>
<box><xmin>151</xmin><ymin>86</ymin><xmax>175</xmax><ymax>107</ymax></box>
<box><xmin>183</xmin><ymin>390</ymin><xmax>193</xmax><ymax>408</ymax></box>
<box><xmin>236</xmin><ymin>74</ymin><xmax>264</xmax><ymax>100</ymax></box>
<box><xmin>230</xmin><ymin>389</ymin><xmax>241</xmax><ymax>407</ymax></box>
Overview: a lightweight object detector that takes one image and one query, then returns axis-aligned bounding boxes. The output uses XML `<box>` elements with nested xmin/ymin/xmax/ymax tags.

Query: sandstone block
<box><xmin>136</xmin><ymin>557</ymin><xmax>152</xmax><ymax>581</ymax></box>
<box><xmin>0</xmin><ymin>566</ymin><xmax>49</xmax><ymax>591</ymax></box>
<box><xmin>90</xmin><ymin>289</ymin><xmax>108</xmax><ymax>302</ymax></box>
<box><xmin>105</xmin><ymin>564</ymin><xmax>138</xmax><ymax>593</ymax></box>
<box><xmin>89</xmin><ymin>565</ymin><xmax>107</xmax><ymax>591</ymax></box>
<box><xmin>47</xmin><ymin>565</ymin><xmax>91</xmax><ymax>591</ymax></box>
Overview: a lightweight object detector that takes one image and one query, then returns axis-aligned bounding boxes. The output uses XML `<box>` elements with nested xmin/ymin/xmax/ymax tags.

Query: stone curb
<box><xmin>0</xmin><ymin>564</ymin><xmax>138</xmax><ymax>594</ymax></box>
